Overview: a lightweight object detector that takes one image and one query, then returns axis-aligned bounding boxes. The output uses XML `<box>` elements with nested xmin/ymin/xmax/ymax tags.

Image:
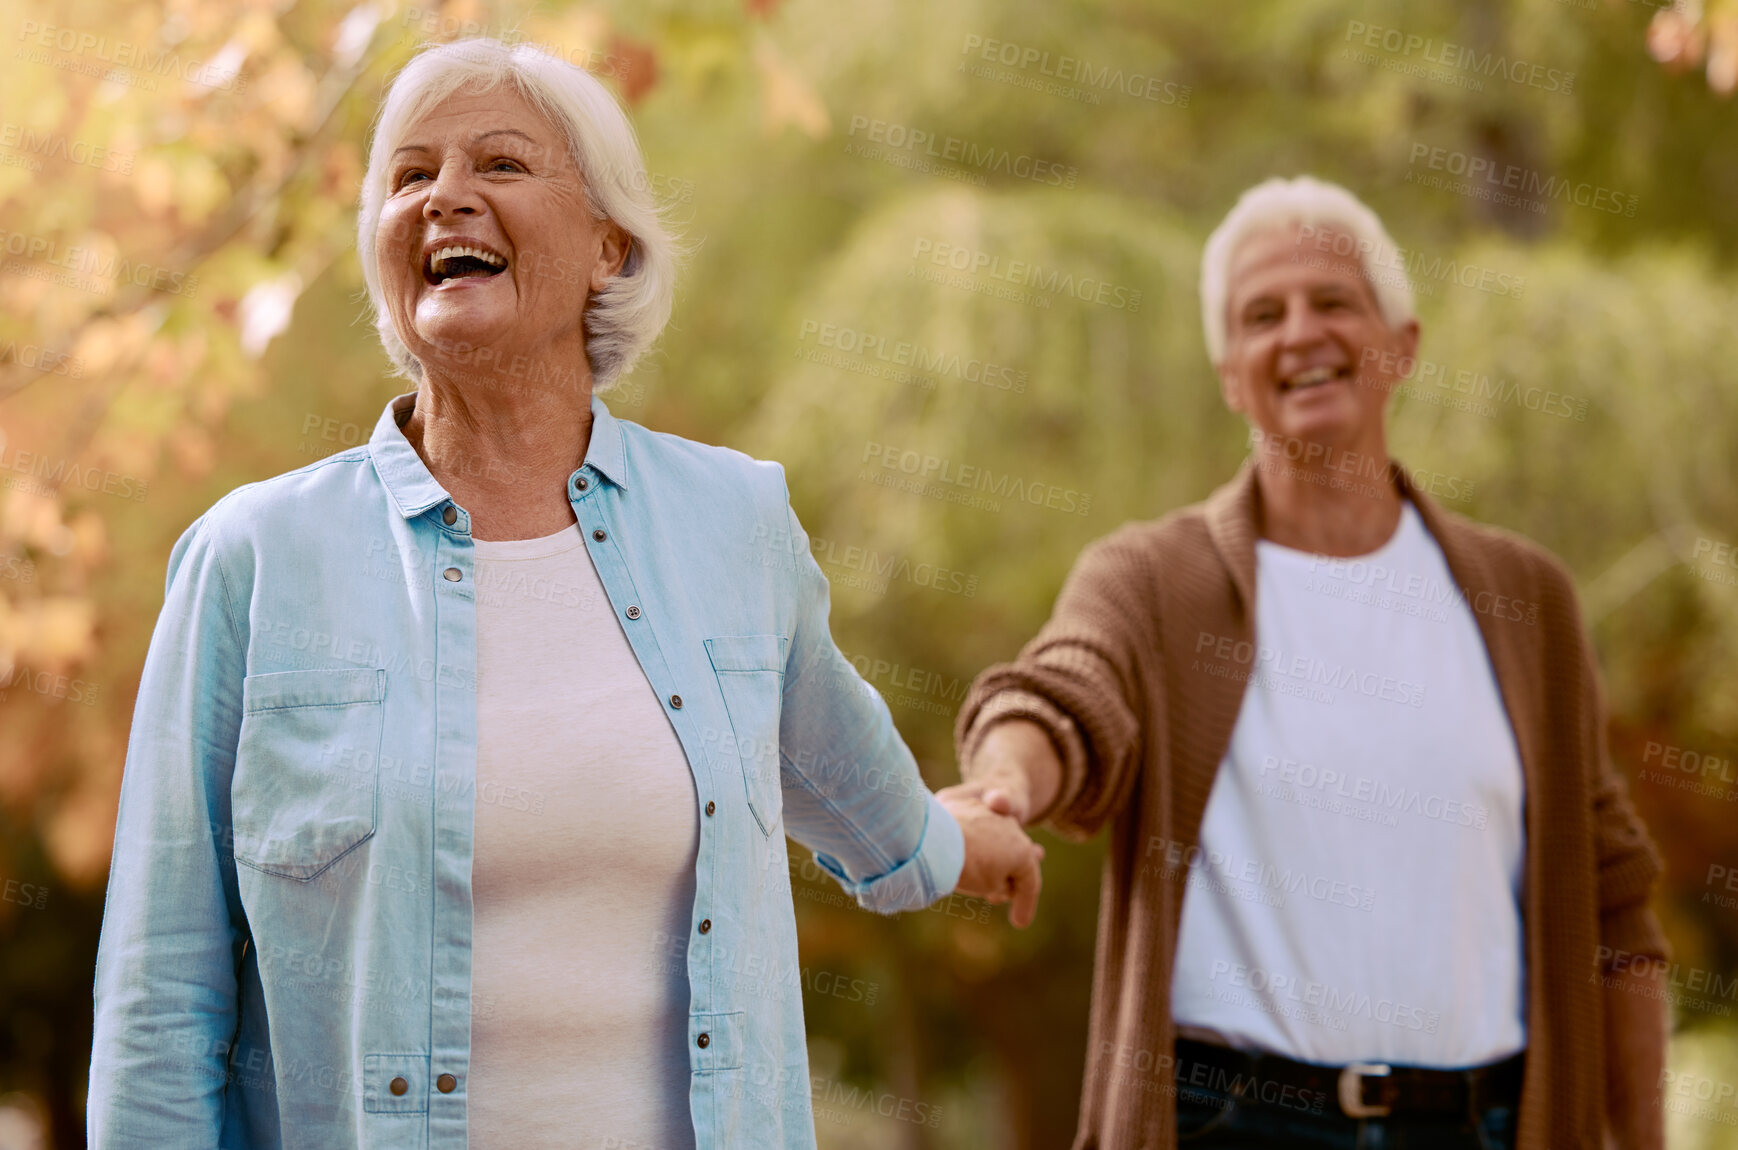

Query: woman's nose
<box><xmin>423</xmin><ymin>162</ymin><xmax>482</xmax><ymax>219</ymax></box>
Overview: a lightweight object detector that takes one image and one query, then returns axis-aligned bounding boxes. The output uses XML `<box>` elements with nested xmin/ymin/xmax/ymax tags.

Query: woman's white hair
<box><xmin>1198</xmin><ymin>175</ymin><xmax>1414</xmax><ymax>365</ymax></box>
<box><xmin>357</xmin><ymin>37</ymin><xmax>680</xmax><ymax>393</ymax></box>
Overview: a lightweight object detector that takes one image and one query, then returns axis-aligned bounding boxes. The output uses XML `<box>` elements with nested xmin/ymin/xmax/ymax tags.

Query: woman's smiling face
<box><xmin>375</xmin><ymin>84</ymin><xmax>627</xmax><ymax>382</ymax></box>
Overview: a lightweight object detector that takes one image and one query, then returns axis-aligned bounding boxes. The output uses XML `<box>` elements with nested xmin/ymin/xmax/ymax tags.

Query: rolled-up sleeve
<box><xmin>772</xmin><ymin>484</ymin><xmax>963</xmax><ymax>914</ymax></box>
<box><xmin>88</xmin><ymin>512</ymin><xmax>249</xmax><ymax>1148</ymax></box>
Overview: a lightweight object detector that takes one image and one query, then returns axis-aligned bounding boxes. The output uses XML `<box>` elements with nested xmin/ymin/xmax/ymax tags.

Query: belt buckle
<box><xmin>1337</xmin><ymin>1062</ymin><xmax>1392</xmax><ymax>1119</ymax></box>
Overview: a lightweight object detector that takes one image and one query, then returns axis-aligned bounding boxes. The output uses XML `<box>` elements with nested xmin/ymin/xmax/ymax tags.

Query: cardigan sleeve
<box><xmin>1580</xmin><ymin>625</ymin><xmax>1673</xmax><ymax>965</ymax></box>
<box><xmin>955</xmin><ymin>532</ymin><xmax>1151</xmax><ymax>841</ymax></box>
<box><xmin>1528</xmin><ymin>547</ymin><xmax>1673</xmax><ymax>966</ymax></box>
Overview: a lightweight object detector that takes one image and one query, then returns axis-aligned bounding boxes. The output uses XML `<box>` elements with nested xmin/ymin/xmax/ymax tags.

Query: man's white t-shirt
<box><xmin>466</xmin><ymin>523</ymin><xmax>699</xmax><ymax>1150</ymax></box>
<box><xmin>1170</xmin><ymin>498</ymin><xmax>1528</xmax><ymax>1067</ymax></box>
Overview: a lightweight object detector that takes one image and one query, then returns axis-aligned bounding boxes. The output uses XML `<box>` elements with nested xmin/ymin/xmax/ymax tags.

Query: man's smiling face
<box><xmin>1217</xmin><ymin>223</ymin><xmax>1418</xmax><ymax>453</ymax></box>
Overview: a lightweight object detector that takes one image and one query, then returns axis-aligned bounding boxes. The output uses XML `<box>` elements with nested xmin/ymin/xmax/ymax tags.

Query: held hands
<box><xmin>935</xmin><ymin>784</ymin><xmax>1045</xmax><ymax>929</ymax></box>
<box><xmin>935</xmin><ymin>718</ymin><xmax>1064</xmax><ymax>928</ymax></box>
<box><xmin>960</xmin><ymin>717</ymin><xmax>1060</xmax><ymax>827</ymax></box>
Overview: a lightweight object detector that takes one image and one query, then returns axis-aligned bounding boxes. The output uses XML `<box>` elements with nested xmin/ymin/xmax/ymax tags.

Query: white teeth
<box><xmin>1286</xmin><ymin>366</ymin><xmax>1338</xmax><ymax>389</ymax></box>
<box><xmin>428</xmin><ymin>245</ymin><xmax>507</xmax><ymax>278</ymax></box>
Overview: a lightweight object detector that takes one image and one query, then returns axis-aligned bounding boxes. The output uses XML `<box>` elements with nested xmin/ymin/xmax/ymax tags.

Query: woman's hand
<box><xmin>936</xmin><ymin>786</ymin><xmax>1046</xmax><ymax>928</ymax></box>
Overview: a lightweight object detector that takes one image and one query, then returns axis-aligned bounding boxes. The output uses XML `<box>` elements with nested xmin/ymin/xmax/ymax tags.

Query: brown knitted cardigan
<box><xmin>956</xmin><ymin>461</ymin><xmax>1669</xmax><ymax>1150</ymax></box>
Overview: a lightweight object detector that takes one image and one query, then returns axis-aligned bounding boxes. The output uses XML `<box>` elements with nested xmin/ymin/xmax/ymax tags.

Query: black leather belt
<box><xmin>1175</xmin><ymin>1038</ymin><xmax>1525</xmax><ymax>1120</ymax></box>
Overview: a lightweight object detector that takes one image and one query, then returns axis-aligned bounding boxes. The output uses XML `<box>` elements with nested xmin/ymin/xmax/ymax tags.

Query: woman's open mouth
<box><xmin>422</xmin><ymin>244</ymin><xmax>509</xmax><ymax>286</ymax></box>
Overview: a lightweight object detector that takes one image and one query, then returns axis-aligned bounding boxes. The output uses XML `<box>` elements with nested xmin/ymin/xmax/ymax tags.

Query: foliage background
<box><xmin>1</xmin><ymin>0</ymin><xmax>1736</xmax><ymax>1146</ymax></box>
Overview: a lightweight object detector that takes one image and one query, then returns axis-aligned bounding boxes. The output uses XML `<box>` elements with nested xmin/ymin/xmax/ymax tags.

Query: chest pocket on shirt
<box><xmin>232</xmin><ymin>667</ymin><xmax>386</xmax><ymax>880</ymax></box>
<box><xmin>704</xmin><ymin>635</ymin><xmax>787</xmax><ymax>837</ymax></box>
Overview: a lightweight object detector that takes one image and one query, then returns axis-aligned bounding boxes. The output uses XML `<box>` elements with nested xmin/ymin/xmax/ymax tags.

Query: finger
<box><xmin>1007</xmin><ymin>845</ymin><xmax>1044</xmax><ymax>929</ymax></box>
<box><xmin>969</xmin><ymin>860</ymin><xmax>1011</xmax><ymax>904</ymax></box>
<box><xmin>986</xmin><ymin>788</ymin><xmax>1032</xmax><ymax>824</ymax></box>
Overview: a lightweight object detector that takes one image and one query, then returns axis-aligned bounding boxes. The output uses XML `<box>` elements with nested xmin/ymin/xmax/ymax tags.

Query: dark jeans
<box><xmin>1175</xmin><ymin>1081</ymin><xmax>1518</xmax><ymax>1149</ymax></box>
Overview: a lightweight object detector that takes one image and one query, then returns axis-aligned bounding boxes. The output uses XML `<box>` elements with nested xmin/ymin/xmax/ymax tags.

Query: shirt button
<box><xmin>436</xmin><ymin>1073</ymin><xmax>457</xmax><ymax>1093</ymax></box>
<box><xmin>442</xmin><ymin>506</ymin><xmax>457</xmax><ymax>525</ymax></box>
<box><xmin>669</xmin><ymin>694</ymin><xmax>683</xmax><ymax>709</ymax></box>
<box><xmin>696</xmin><ymin>1033</ymin><xmax>710</xmax><ymax>1049</ymax></box>
<box><xmin>705</xmin><ymin>801</ymin><xmax>716</xmax><ymax>816</ymax></box>
<box><xmin>389</xmin><ymin>1076</ymin><xmax>409</xmax><ymax>1096</ymax></box>
<box><xmin>592</xmin><ymin>528</ymin><xmax>607</xmax><ymax>542</ymax></box>
<box><xmin>575</xmin><ymin>476</ymin><xmax>589</xmax><ymax>492</ymax></box>
<box><xmin>625</xmin><ymin>605</ymin><xmax>641</xmax><ymax>620</ymax></box>
<box><xmin>444</xmin><ymin>567</ymin><xmax>462</xmax><ymax>582</ymax></box>
<box><xmin>699</xmin><ymin>918</ymin><xmax>711</xmax><ymax>934</ymax></box>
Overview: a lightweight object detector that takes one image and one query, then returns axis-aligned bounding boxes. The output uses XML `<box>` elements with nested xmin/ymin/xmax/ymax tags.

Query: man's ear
<box><xmin>1217</xmin><ymin>362</ymin><xmax>1245</xmax><ymax>414</ymax></box>
<box><xmin>1392</xmin><ymin>317</ymin><xmax>1421</xmax><ymax>366</ymax></box>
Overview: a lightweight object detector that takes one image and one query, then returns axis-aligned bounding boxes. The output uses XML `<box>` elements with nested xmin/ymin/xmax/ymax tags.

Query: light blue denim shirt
<box><xmin>88</xmin><ymin>391</ymin><xmax>965</xmax><ymax>1150</ymax></box>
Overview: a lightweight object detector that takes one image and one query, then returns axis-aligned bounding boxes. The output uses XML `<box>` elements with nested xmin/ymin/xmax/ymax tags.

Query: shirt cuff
<box><xmin>813</xmin><ymin>792</ymin><xmax>965</xmax><ymax>916</ymax></box>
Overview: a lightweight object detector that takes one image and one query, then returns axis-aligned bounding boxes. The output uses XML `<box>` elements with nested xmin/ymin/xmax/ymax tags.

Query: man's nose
<box><xmin>1278</xmin><ymin>297</ymin><xmax>1328</xmax><ymax>350</ymax></box>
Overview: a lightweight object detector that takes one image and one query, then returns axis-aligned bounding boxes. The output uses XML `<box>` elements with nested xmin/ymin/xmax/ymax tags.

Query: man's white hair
<box><xmin>1199</xmin><ymin>175</ymin><xmax>1414</xmax><ymax>365</ymax></box>
<box><xmin>357</xmin><ymin>37</ymin><xmax>680</xmax><ymax>393</ymax></box>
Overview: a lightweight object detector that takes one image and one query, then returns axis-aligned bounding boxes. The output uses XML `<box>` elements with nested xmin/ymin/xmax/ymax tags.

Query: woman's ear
<box><xmin>590</xmin><ymin>222</ymin><xmax>631</xmax><ymax>293</ymax></box>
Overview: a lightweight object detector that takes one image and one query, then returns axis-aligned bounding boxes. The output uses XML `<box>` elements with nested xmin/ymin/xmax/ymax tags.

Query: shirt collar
<box><xmin>367</xmin><ymin>390</ymin><xmax>630</xmax><ymax>522</ymax></box>
<box><xmin>583</xmin><ymin>392</ymin><xmax>628</xmax><ymax>490</ymax></box>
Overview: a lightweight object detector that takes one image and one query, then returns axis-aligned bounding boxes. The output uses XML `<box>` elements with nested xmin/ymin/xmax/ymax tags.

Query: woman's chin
<box><xmin>411</xmin><ymin>302</ymin><xmax>515</xmax><ymax>362</ymax></box>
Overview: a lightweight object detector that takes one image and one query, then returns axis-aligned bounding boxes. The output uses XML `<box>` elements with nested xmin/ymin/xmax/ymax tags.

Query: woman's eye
<box><xmin>395</xmin><ymin>170</ymin><xmax>429</xmax><ymax>189</ymax></box>
<box><xmin>489</xmin><ymin>158</ymin><xmax>524</xmax><ymax>173</ymax></box>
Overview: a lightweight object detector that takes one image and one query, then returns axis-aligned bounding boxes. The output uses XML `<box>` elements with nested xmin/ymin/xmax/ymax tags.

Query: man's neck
<box><xmin>1251</xmin><ymin>437</ymin><xmax>1405</xmax><ymax>557</ymax></box>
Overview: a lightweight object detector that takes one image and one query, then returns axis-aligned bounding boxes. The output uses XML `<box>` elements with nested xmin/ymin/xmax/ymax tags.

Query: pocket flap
<box><xmin>705</xmin><ymin>635</ymin><xmax>787</xmax><ymax>674</ymax></box>
<box><xmin>243</xmin><ymin>667</ymin><xmax>386</xmax><ymax>712</ymax></box>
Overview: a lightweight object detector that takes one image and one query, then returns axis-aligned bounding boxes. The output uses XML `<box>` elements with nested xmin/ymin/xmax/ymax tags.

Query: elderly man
<box><xmin>948</xmin><ymin>176</ymin><xmax>1669</xmax><ymax>1149</ymax></box>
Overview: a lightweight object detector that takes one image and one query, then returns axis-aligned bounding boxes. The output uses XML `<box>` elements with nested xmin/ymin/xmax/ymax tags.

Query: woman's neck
<box><xmin>401</xmin><ymin>366</ymin><xmax>594</xmax><ymax>542</ymax></box>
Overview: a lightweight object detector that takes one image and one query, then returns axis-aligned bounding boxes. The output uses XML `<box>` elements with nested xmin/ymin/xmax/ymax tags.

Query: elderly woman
<box><xmin>953</xmin><ymin>177</ymin><xmax>1669</xmax><ymax>1149</ymax></box>
<box><xmin>87</xmin><ymin>38</ymin><xmax>1041</xmax><ymax>1150</ymax></box>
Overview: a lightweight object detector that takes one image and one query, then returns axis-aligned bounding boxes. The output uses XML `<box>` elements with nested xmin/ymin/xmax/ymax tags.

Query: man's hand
<box><xmin>959</xmin><ymin>717</ymin><xmax>1063</xmax><ymax>826</ymax></box>
<box><xmin>936</xmin><ymin>786</ymin><xmax>1045</xmax><ymax>928</ymax></box>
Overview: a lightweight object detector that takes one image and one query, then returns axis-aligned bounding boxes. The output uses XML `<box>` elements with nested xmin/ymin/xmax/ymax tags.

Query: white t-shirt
<box><xmin>1170</xmin><ymin>499</ymin><xmax>1527</xmax><ymax>1067</ymax></box>
<box><xmin>466</xmin><ymin>523</ymin><xmax>699</xmax><ymax>1150</ymax></box>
